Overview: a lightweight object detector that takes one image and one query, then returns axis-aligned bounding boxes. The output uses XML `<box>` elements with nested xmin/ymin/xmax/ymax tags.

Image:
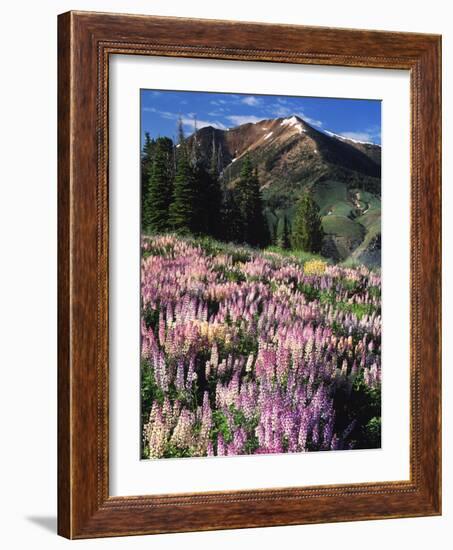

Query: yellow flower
<box><xmin>304</xmin><ymin>259</ymin><xmax>327</xmax><ymax>275</ymax></box>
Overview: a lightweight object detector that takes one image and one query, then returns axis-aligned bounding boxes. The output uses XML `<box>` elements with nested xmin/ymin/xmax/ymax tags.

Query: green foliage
<box><xmin>322</xmin><ymin>215</ymin><xmax>365</xmax><ymax>240</ymax></box>
<box><xmin>211</xmin><ymin>410</ymin><xmax>233</xmax><ymax>444</ymax></box>
<box><xmin>368</xmin><ymin>286</ymin><xmax>381</xmax><ymax>299</ymax></box>
<box><xmin>163</xmin><ymin>444</ymin><xmax>193</xmax><ymax>459</ymax></box>
<box><xmin>264</xmin><ymin>155</ymin><xmax>275</xmax><ymax>172</ymax></box>
<box><xmin>193</xmin><ymin>235</ymin><xmax>252</xmax><ymax>264</ymax></box>
<box><xmin>244</xmin><ymin>434</ymin><xmax>260</xmax><ymax>454</ymax></box>
<box><xmin>221</xmin><ymin>188</ymin><xmax>244</xmax><ymax>243</ymax></box>
<box><xmin>191</xmin><ymin>161</ymin><xmax>222</xmax><ymax>238</ymax></box>
<box><xmin>206</xmin><ymin>132</ymin><xmax>224</xmax><ymax>238</ymax></box>
<box><xmin>140</xmin><ymin>359</ymin><xmax>160</xmax><ymax>458</ymax></box>
<box><xmin>168</xmin><ymin>150</ymin><xmax>196</xmax><ymax>233</ymax></box>
<box><xmin>141</xmin><ymin>132</ymin><xmax>156</xmax><ymax>196</ymax></box>
<box><xmin>337</xmin><ymin>301</ymin><xmax>377</xmax><ymax>319</ymax></box>
<box><xmin>265</xmin><ymin>245</ymin><xmax>328</xmax><ymax>266</ymax></box>
<box><xmin>298</xmin><ymin>283</ymin><xmax>320</xmax><ymax>302</ymax></box>
<box><xmin>276</xmin><ymin>214</ymin><xmax>291</xmax><ymax>249</ymax></box>
<box><xmin>292</xmin><ymin>192</ymin><xmax>324</xmax><ymax>253</ymax></box>
<box><xmin>235</xmin><ymin>326</ymin><xmax>259</xmax><ymax>356</ymax></box>
<box><xmin>236</xmin><ymin>155</ymin><xmax>269</xmax><ymax>247</ymax></box>
<box><xmin>312</xmin><ymin>179</ymin><xmax>348</xmax><ymax>215</ymax></box>
<box><xmin>142</xmin><ymin>137</ymin><xmax>174</xmax><ymax>232</ymax></box>
<box><xmin>333</xmin><ymin>373</ymin><xmax>381</xmax><ymax>449</ymax></box>
<box><xmin>223</xmin><ymin>268</ymin><xmax>247</xmax><ymax>283</ymax></box>
<box><xmin>150</xmin><ymin>124</ymin><xmax>220</xmax><ymax>239</ymax></box>
<box><xmin>364</xmin><ymin>417</ymin><xmax>381</xmax><ymax>448</ymax></box>
<box><xmin>142</xmin><ymin>306</ymin><xmax>159</xmax><ymax>330</ymax></box>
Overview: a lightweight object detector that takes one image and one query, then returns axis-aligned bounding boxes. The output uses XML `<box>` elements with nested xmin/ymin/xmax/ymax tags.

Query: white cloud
<box><xmin>269</xmin><ymin>105</ymin><xmax>291</xmax><ymax>117</ymax></box>
<box><xmin>143</xmin><ymin>107</ymin><xmax>226</xmax><ymax>132</ymax></box>
<box><xmin>266</xmin><ymin>105</ymin><xmax>323</xmax><ymax>128</ymax></box>
<box><xmin>142</xmin><ymin>107</ymin><xmax>175</xmax><ymax>120</ymax></box>
<box><xmin>299</xmin><ymin>114</ymin><xmax>323</xmax><ymax>128</ymax></box>
<box><xmin>182</xmin><ymin>117</ymin><xmax>226</xmax><ymax>132</ymax></box>
<box><xmin>226</xmin><ymin>115</ymin><xmax>266</xmax><ymax>126</ymax></box>
<box><xmin>241</xmin><ymin>96</ymin><xmax>262</xmax><ymax>106</ymax></box>
<box><xmin>340</xmin><ymin>131</ymin><xmax>373</xmax><ymax>141</ymax></box>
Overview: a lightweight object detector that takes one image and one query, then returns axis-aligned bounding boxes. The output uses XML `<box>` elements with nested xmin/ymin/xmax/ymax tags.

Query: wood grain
<box><xmin>57</xmin><ymin>10</ymin><xmax>441</xmax><ymax>539</ymax></box>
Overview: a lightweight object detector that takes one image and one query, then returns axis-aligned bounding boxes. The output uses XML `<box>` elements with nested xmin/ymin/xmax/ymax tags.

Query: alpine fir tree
<box><xmin>141</xmin><ymin>132</ymin><xmax>154</xmax><ymax>173</ymax></box>
<box><xmin>291</xmin><ymin>192</ymin><xmax>324</xmax><ymax>253</ymax></box>
<box><xmin>168</xmin><ymin>145</ymin><xmax>196</xmax><ymax>234</ymax></box>
<box><xmin>187</xmin><ymin>121</ymin><xmax>213</xmax><ymax>236</ymax></box>
<box><xmin>205</xmin><ymin>132</ymin><xmax>223</xmax><ymax>238</ymax></box>
<box><xmin>236</xmin><ymin>155</ymin><xmax>268</xmax><ymax>247</ymax></box>
<box><xmin>142</xmin><ymin>137</ymin><xmax>173</xmax><ymax>233</ymax></box>
<box><xmin>221</xmin><ymin>187</ymin><xmax>243</xmax><ymax>243</ymax></box>
<box><xmin>277</xmin><ymin>214</ymin><xmax>291</xmax><ymax>249</ymax></box>
<box><xmin>141</xmin><ymin>132</ymin><xmax>155</xmax><ymax>201</ymax></box>
<box><xmin>191</xmin><ymin>161</ymin><xmax>212</xmax><ymax>235</ymax></box>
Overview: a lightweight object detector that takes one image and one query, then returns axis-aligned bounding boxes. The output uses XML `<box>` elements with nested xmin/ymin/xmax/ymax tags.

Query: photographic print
<box><xmin>58</xmin><ymin>13</ymin><xmax>441</xmax><ymax>537</ymax></box>
<box><xmin>140</xmin><ymin>90</ymin><xmax>382</xmax><ymax>460</ymax></box>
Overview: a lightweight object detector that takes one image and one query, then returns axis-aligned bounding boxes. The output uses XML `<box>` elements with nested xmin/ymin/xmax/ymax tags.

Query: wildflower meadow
<box><xmin>141</xmin><ymin>235</ymin><xmax>381</xmax><ymax>459</ymax></box>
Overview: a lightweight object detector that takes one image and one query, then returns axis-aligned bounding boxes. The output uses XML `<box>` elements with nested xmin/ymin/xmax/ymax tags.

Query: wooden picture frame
<box><xmin>58</xmin><ymin>10</ymin><xmax>441</xmax><ymax>539</ymax></box>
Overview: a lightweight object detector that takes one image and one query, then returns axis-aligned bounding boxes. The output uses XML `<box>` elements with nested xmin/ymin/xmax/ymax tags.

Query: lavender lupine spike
<box><xmin>175</xmin><ymin>360</ymin><xmax>185</xmax><ymax>392</ymax></box>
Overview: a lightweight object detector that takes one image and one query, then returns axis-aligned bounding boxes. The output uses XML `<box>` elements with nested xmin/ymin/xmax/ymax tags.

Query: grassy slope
<box><xmin>312</xmin><ymin>181</ymin><xmax>381</xmax><ymax>264</ymax></box>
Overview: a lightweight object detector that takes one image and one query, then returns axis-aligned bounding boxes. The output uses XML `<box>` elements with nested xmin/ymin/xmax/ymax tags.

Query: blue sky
<box><xmin>141</xmin><ymin>89</ymin><xmax>381</xmax><ymax>145</ymax></box>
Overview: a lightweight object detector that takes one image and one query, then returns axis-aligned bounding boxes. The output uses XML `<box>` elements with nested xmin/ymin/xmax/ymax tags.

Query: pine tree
<box><xmin>209</xmin><ymin>131</ymin><xmax>217</xmax><ymax>176</ymax></box>
<box><xmin>189</xmin><ymin>117</ymin><xmax>199</xmax><ymax>167</ymax></box>
<box><xmin>168</xmin><ymin>148</ymin><xmax>196</xmax><ymax>234</ymax></box>
<box><xmin>206</xmin><ymin>132</ymin><xmax>223</xmax><ymax>238</ymax></box>
<box><xmin>188</xmin><ymin>121</ymin><xmax>211</xmax><ymax>236</ymax></box>
<box><xmin>177</xmin><ymin>117</ymin><xmax>185</xmax><ymax>149</ymax></box>
<box><xmin>236</xmin><ymin>155</ymin><xmax>268</xmax><ymax>247</ymax></box>
<box><xmin>221</xmin><ymin>187</ymin><xmax>243</xmax><ymax>243</ymax></box>
<box><xmin>142</xmin><ymin>137</ymin><xmax>174</xmax><ymax>233</ymax></box>
<box><xmin>291</xmin><ymin>192</ymin><xmax>324</xmax><ymax>252</ymax></box>
<box><xmin>141</xmin><ymin>132</ymin><xmax>154</xmax><ymax>173</ymax></box>
<box><xmin>174</xmin><ymin>117</ymin><xmax>187</xmax><ymax>169</ymax></box>
<box><xmin>191</xmin><ymin>162</ymin><xmax>211</xmax><ymax>235</ymax></box>
<box><xmin>277</xmin><ymin>214</ymin><xmax>291</xmax><ymax>249</ymax></box>
<box><xmin>141</xmin><ymin>132</ymin><xmax>155</xmax><ymax>201</ymax></box>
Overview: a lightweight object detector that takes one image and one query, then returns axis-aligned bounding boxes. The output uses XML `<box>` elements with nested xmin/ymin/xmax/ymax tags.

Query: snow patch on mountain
<box><xmin>281</xmin><ymin>116</ymin><xmax>306</xmax><ymax>134</ymax></box>
<box><xmin>264</xmin><ymin>132</ymin><xmax>273</xmax><ymax>140</ymax></box>
<box><xmin>324</xmin><ymin>130</ymin><xmax>378</xmax><ymax>146</ymax></box>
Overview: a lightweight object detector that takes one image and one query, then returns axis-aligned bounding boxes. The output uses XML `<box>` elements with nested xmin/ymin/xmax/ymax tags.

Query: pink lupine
<box><xmin>175</xmin><ymin>360</ymin><xmax>185</xmax><ymax>392</ymax></box>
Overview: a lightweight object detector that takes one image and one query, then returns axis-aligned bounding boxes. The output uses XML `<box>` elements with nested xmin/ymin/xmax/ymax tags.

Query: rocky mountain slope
<box><xmin>188</xmin><ymin>115</ymin><xmax>381</xmax><ymax>266</ymax></box>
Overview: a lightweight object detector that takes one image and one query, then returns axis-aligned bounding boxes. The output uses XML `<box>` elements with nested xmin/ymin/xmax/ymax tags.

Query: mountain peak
<box><xmin>278</xmin><ymin>115</ymin><xmax>307</xmax><ymax>135</ymax></box>
<box><xmin>282</xmin><ymin>115</ymin><xmax>303</xmax><ymax>123</ymax></box>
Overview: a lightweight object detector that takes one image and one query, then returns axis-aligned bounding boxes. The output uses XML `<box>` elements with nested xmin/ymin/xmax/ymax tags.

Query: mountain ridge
<box><xmin>187</xmin><ymin>115</ymin><xmax>381</xmax><ymax>267</ymax></box>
